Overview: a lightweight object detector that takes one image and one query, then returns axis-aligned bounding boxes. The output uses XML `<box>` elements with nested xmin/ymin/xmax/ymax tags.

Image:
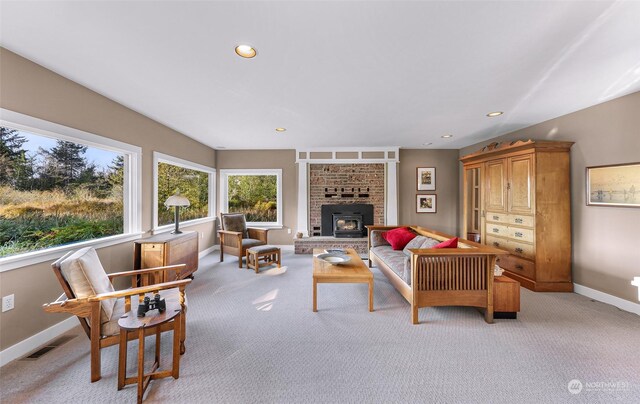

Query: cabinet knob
<box><xmin>493</xmin><ymin>242</ymin><xmax>500</xmax><ymax>247</ymax></box>
<box><xmin>515</xmin><ymin>218</ymin><xmax>523</xmax><ymax>224</ymax></box>
<box><xmin>515</xmin><ymin>265</ymin><xmax>524</xmax><ymax>270</ymax></box>
<box><xmin>493</xmin><ymin>215</ymin><xmax>499</xmax><ymax>220</ymax></box>
<box><xmin>515</xmin><ymin>248</ymin><xmax>523</xmax><ymax>254</ymax></box>
<box><xmin>492</xmin><ymin>228</ymin><xmax>499</xmax><ymax>233</ymax></box>
<box><xmin>515</xmin><ymin>232</ymin><xmax>523</xmax><ymax>238</ymax></box>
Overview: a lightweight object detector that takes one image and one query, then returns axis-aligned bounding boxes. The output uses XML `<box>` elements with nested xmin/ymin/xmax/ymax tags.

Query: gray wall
<box><xmin>0</xmin><ymin>48</ymin><xmax>218</xmax><ymax>350</ymax></box>
<box><xmin>216</xmin><ymin>150</ymin><xmax>298</xmax><ymax>245</ymax></box>
<box><xmin>399</xmin><ymin>149</ymin><xmax>460</xmax><ymax>235</ymax></box>
<box><xmin>459</xmin><ymin>91</ymin><xmax>640</xmax><ymax>304</ymax></box>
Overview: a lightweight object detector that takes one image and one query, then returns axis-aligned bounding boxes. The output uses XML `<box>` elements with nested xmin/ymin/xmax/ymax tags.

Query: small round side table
<box><xmin>117</xmin><ymin>299</ymin><xmax>182</xmax><ymax>404</ymax></box>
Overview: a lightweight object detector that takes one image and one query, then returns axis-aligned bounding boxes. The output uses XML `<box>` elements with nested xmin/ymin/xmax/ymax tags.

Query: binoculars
<box><xmin>136</xmin><ymin>293</ymin><xmax>166</xmax><ymax>317</ymax></box>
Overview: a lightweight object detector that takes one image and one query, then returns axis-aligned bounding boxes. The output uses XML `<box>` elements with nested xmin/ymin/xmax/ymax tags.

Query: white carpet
<box><xmin>1</xmin><ymin>250</ymin><xmax>639</xmax><ymax>403</ymax></box>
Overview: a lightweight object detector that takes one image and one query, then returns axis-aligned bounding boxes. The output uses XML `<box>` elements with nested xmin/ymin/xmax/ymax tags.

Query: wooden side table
<box><xmin>493</xmin><ymin>276</ymin><xmax>521</xmax><ymax>319</ymax></box>
<box><xmin>134</xmin><ymin>231</ymin><xmax>199</xmax><ymax>284</ymax></box>
<box><xmin>118</xmin><ymin>299</ymin><xmax>183</xmax><ymax>404</ymax></box>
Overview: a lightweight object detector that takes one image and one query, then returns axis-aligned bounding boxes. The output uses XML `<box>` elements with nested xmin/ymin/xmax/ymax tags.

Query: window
<box><xmin>153</xmin><ymin>152</ymin><xmax>215</xmax><ymax>232</ymax></box>
<box><xmin>219</xmin><ymin>169</ymin><xmax>282</xmax><ymax>227</ymax></box>
<box><xmin>0</xmin><ymin>109</ymin><xmax>141</xmax><ymax>270</ymax></box>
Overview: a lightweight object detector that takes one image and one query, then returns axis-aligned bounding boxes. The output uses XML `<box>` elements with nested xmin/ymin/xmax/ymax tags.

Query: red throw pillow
<box><xmin>434</xmin><ymin>237</ymin><xmax>458</xmax><ymax>248</ymax></box>
<box><xmin>382</xmin><ymin>227</ymin><xmax>416</xmax><ymax>250</ymax></box>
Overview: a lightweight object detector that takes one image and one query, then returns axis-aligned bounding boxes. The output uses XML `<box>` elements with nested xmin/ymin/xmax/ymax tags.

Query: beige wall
<box><xmin>216</xmin><ymin>150</ymin><xmax>298</xmax><ymax>245</ymax></box>
<box><xmin>398</xmin><ymin>149</ymin><xmax>460</xmax><ymax>235</ymax></box>
<box><xmin>459</xmin><ymin>91</ymin><xmax>640</xmax><ymax>304</ymax></box>
<box><xmin>0</xmin><ymin>48</ymin><xmax>217</xmax><ymax>350</ymax></box>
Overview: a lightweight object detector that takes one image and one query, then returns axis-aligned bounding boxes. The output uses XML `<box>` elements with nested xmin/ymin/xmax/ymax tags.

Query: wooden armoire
<box><xmin>460</xmin><ymin>140</ymin><xmax>574</xmax><ymax>292</ymax></box>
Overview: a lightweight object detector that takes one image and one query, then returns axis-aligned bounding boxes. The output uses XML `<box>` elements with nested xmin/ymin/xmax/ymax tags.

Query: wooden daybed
<box><xmin>367</xmin><ymin>225</ymin><xmax>507</xmax><ymax>324</ymax></box>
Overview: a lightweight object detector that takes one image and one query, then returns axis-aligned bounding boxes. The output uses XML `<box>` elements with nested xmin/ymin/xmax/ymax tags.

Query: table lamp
<box><xmin>164</xmin><ymin>192</ymin><xmax>190</xmax><ymax>234</ymax></box>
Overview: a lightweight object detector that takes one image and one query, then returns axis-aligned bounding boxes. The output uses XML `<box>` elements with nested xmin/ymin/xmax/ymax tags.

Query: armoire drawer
<box><xmin>485</xmin><ymin>235</ymin><xmax>508</xmax><ymax>250</ymax></box>
<box><xmin>508</xmin><ymin>227</ymin><xmax>534</xmax><ymax>243</ymax></box>
<box><xmin>486</xmin><ymin>236</ymin><xmax>535</xmax><ymax>260</ymax></box>
<box><xmin>507</xmin><ymin>214</ymin><xmax>534</xmax><ymax>228</ymax></box>
<box><xmin>508</xmin><ymin>239</ymin><xmax>535</xmax><ymax>260</ymax></box>
<box><xmin>497</xmin><ymin>254</ymin><xmax>535</xmax><ymax>280</ymax></box>
<box><xmin>487</xmin><ymin>223</ymin><xmax>509</xmax><ymax>237</ymax></box>
<box><xmin>486</xmin><ymin>212</ymin><xmax>508</xmax><ymax>223</ymax></box>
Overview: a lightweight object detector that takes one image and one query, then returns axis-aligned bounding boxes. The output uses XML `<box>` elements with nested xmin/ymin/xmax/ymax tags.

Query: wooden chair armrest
<box><xmin>218</xmin><ymin>230</ymin><xmax>243</xmax><ymax>236</ymax></box>
<box><xmin>88</xmin><ymin>279</ymin><xmax>192</xmax><ymax>301</ymax></box>
<box><xmin>107</xmin><ymin>264</ymin><xmax>186</xmax><ymax>280</ymax></box>
<box><xmin>247</xmin><ymin>227</ymin><xmax>268</xmax><ymax>242</ymax></box>
<box><xmin>43</xmin><ymin>295</ymin><xmax>93</xmax><ymax>317</ymax></box>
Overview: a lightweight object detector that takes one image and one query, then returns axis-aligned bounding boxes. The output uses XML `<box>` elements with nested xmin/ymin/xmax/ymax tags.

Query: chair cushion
<box><xmin>242</xmin><ymin>238</ymin><xmax>265</xmax><ymax>248</ymax></box>
<box><xmin>247</xmin><ymin>245</ymin><xmax>279</xmax><ymax>254</ymax></box>
<box><xmin>59</xmin><ymin>247</ymin><xmax>116</xmax><ymax>325</ymax></box>
<box><xmin>222</xmin><ymin>213</ymin><xmax>249</xmax><ymax>238</ymax></box>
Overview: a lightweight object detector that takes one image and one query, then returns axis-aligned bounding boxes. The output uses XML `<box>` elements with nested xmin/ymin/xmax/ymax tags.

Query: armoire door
<box><xmin>485</xmin><ymin>159</ymin><xmax>507</xmax><ymax>212</ymax></box>
<box><xmin>508</xmin><ymin>154</ymin><xmax>534</xmax><ymax>214</ymax></box>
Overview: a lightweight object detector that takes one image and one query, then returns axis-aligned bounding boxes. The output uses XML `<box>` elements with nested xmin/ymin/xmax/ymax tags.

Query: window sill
<box><xmin>152</xmin><ymin>217</ymin><xmax>216</xmax><ymax>235</ymax></box>
<box><xmin>246</xmin><ymin>223</ymin><xmax>284</xmax><ymax>229</ymax></box>
<box><xmin>0</xmin><ymin>232</ymin><xmax>145</xmax><ymax>273</ymax></box>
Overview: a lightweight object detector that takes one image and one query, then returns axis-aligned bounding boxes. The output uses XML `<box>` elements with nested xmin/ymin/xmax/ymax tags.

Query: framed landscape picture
<box><xmin>416</xmin><ymin>194</ymin><xmax>437</xmax><ymax>213</ymax></box>
<box><xmin>586</xmin><ymin>162</ymin><xmax>640</xmax><ymax>207</ymax></box>
<box><xmin>417</xmin><ymin>167</ymin><xmax>436</xmax><ymax>191</ymax></box>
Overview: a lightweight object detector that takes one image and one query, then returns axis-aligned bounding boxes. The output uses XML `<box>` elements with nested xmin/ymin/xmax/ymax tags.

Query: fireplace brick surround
<box><xmin>309</xmin><ymin>163</ymin><xmax>385</xmax><ymax>236</ymax></box>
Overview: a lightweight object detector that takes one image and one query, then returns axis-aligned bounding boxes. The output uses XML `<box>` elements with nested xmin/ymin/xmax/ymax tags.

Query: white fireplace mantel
<box><xmin>295</xmin><ymin>147</ymin><xmax>400</xmax><ymax>237</ymax></box>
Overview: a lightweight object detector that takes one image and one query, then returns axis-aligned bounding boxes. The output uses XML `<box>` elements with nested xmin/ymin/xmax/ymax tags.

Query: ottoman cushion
<box><xmin>247</xmin><ymin>245</ymin><xmax>279</xmax><ymax>254</ymax></box>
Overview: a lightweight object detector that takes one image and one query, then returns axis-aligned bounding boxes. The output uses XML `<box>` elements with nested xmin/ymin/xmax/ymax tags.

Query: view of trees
<box><xmin>157</xmin><ymin>162</ymin><xmax>209</xmax><ymax>226</ymax></box>
<box><xmin>227</xmin><ymin>175</ymin><xmax>277</xmax><ymax>222</ymax></box>
<box><xmin>0</xmin><ymin>127</ymin><xmax>123</xmax><ymax>257</ymax></box>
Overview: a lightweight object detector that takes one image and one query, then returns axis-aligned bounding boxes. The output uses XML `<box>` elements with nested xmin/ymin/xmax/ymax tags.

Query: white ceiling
<box><xmin>1</xmin><ymin>1</ymin><xmax>640</xmax><ymax>150</ymax></box>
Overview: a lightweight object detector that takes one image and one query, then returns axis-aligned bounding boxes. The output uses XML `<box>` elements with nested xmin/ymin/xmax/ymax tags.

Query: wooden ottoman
<box><xmin>246</xmin><ymin>245</ymin><xmax>281</xmax><ymax>273</ymax></box>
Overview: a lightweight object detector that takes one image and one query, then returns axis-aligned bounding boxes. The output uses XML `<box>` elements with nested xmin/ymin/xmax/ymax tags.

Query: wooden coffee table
<box><xmin>312</xmin><ymin>248</ymin><xmax>373</xmax><ymax>312</ymax></box>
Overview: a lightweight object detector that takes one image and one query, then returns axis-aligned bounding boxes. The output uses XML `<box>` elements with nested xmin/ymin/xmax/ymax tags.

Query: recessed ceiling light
<box><xmin>441</xmin><ymin>134</ymin><xmax>453</xmax><ymax>138</ymax></box>
<box><xmin>235</xmin><ymin>44</ymin><xmax>256</xmax><ymax>58</ymax></box>
<box><xmin>486</xmin><ymin>111</ymin><xmax>504</xmax><ymax>117</ymax></box>
<box><xmin>275</xmin><ymin>127</ymin><xmax>286</xmax><ymax>132</ymax></box>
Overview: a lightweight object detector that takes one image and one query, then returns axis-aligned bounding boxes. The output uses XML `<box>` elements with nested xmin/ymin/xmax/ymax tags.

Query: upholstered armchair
<box><xmin>43</xmin><ymin>247</ymin><xmax>191</xmax><ymax>383</ymax></box>
<box><xmin>218</xmin><ymin>213</ymin><xmax>269</xmax><ymax>268</ymax></box>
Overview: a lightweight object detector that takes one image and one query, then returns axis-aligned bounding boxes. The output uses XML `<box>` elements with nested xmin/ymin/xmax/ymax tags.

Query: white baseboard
<box><xmin>0</xmin><ymin>316</ymin><xmax>78</xmax><ymax>367</ymax></box>
<box><xmin>199</xmin><ymin>245</ymin><xmax>218</xmax><ymax>259</ymax></box>
<box><xmin>574</xmin><ymin>283</ymin><xmax>640</xmax><ymax>316</ymax></box>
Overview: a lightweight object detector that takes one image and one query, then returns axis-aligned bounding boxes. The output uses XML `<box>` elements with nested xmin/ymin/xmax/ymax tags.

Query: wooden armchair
<box><xmin>43</xmin><ymin>247</ymin><xmax>191</xmax><ymax>383</ymax></box>
<box><xmin>218</xmin><ymin>213</ymin><xmax>269</xmax><ymax>268</ymax></box>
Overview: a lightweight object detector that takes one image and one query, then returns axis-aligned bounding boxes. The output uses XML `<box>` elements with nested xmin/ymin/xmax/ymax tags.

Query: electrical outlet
<box><xmin>287</xmin><ymin>228</ymin><xmax>292</xmax><ymax>234</ymax></box>
<box><xmin>2</xmin><ymin>294</ymin><xmax>15</xmax><ymax>312</ymax></box>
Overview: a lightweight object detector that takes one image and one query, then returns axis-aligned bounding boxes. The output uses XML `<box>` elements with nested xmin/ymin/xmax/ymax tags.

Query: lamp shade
<box><xmin>165</xmin><ymin>194</ymin><xmax>190</xmax><ymax>207</ymax></box>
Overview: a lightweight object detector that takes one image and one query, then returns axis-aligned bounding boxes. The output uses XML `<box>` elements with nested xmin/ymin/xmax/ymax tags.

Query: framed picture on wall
<box><xmin>586</xmin><ymin>162</ymin><xmax>640</xmax><ymax>207</ymax></box>
<box><xmin>416</xmin><ymin>194</ymin><xmax>437</xmax><ymax>213</ymax></box>
<box><xmin>417</xmin><ymin>167</ymin><xmax>436</xmax><ymax>191</ymax></box>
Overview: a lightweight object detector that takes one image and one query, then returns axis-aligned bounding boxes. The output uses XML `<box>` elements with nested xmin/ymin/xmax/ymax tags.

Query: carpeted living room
<box><xmin>1</xmin><ymin>1</ymin><xmax>640</xmax><ymax>403</ymax></box>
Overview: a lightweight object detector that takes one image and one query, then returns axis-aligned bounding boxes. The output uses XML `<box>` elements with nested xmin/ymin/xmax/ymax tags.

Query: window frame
<box><xmin>0</xmin><ymin>108</ymin><xmax>142</xmax><ymax>272</ymax></box>
<box><xmin>219</xmin><ymin>169</ymin><xmax>283</xmax><ymax>228</ymax></box>
<box><xmin>152</xmin><ymin>152</ymin><xmax>216</xmax><ymax>234</ymax></box>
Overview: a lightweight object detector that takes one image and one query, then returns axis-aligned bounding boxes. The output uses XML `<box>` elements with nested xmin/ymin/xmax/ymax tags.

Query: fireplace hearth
<box><xmin>321</xmin><ymin>204</ymin><xmax>374</xmax><ymax>238</ymax></box>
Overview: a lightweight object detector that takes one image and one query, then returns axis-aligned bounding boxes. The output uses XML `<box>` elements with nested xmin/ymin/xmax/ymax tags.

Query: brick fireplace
<box><xmin>294</xmin><ymin>148</ymin><xmax>399</xmax><ymax>243</ymax></box>
<box><xmin>309</xmin><ymin>163</ymin><xmax>385</xmax><ymax>236</ymax></box>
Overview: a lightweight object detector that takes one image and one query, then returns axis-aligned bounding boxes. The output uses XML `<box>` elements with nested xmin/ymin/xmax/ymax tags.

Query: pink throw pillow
<box><xmin>382</xmin><ymin>227</ymin><xmax>416</xmax><ymax>250</ymax></box>
<box><xmin>434</xmin><ymin>237</ymin><xmax>459</xmax><ymax>249</ymax></box>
